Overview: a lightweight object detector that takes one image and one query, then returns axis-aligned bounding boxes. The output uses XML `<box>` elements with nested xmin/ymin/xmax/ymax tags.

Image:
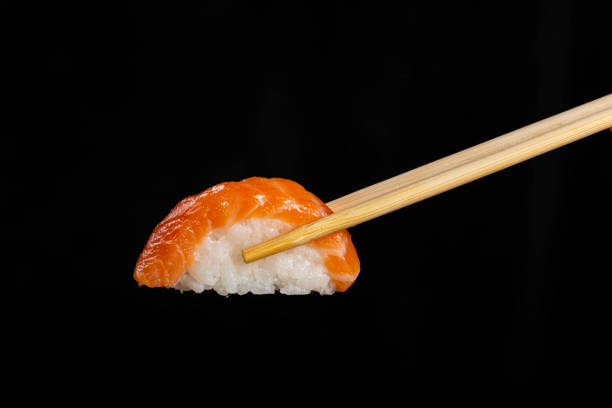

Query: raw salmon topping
<box><xmin>134</xmin><ymin>177</ymin><xmax>360</xmax><ymax>291</ymax></box>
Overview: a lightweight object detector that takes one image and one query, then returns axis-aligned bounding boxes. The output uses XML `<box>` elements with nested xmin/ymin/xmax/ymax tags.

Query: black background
<box><xmin>10</xmin><ymin>0</ymin><xmax>612</xmax><ymax>391</ymax></box>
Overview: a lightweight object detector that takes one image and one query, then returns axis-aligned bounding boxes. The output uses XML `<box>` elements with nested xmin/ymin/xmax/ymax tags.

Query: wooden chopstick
<box><xmin>242</xmin><ymin>95</ymin><xmax>612</xmax><ymax>263</ymax></box>
<box><xmin>326</xmin><ymin>93</ymin><xmax>612</xmax><ymax>212</ymax></box>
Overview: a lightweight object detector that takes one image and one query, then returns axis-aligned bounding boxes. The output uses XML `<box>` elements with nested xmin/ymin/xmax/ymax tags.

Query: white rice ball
<box><xmin>173</xmin><ymin>218</ymin><xmax>335</xmax><ymax>295</ymax></box>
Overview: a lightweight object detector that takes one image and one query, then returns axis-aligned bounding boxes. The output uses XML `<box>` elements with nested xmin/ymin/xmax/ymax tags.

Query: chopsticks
<box><xmin>326</xmin><ymin>93</ymin><xmax>612</xmax><ymax>212</ymax></box>
<box><xmin>242</xmin><ymin>94</ymin><xmax>612</xmax><ymax>263</ymax></box>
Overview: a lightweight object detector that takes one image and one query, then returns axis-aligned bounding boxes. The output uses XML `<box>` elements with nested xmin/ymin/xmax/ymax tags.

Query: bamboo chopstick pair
<box><xmin>242</xmin><ymin>94</ymin><xmax>612</xmax><ymax>263</ymax></box>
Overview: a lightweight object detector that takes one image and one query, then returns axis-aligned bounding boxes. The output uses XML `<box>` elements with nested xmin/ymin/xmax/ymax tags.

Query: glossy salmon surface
<box><xmin>134</xmin><ymin>177</ymin><xmax>360</xmax><ymax>291</ymax></box>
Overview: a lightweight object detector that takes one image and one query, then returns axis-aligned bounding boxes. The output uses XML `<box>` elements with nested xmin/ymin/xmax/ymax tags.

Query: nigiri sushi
<box><xmin>134</xmin><ymin>177</ymin><xmax>360</xmax><ymax>295</ymax></box>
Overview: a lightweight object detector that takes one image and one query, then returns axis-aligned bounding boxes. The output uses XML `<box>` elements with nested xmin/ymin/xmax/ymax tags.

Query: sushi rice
<box><xmin>174</xmin><ymin>218</ymin><xmax>335</xmax><ymax>295</ymax></box>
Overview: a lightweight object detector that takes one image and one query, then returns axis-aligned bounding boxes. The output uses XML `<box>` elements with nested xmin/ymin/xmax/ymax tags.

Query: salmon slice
<box><xmin>134</xmin><ymin>177</ymin><xmax>360</xmax><ymax>292</ymax></box>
